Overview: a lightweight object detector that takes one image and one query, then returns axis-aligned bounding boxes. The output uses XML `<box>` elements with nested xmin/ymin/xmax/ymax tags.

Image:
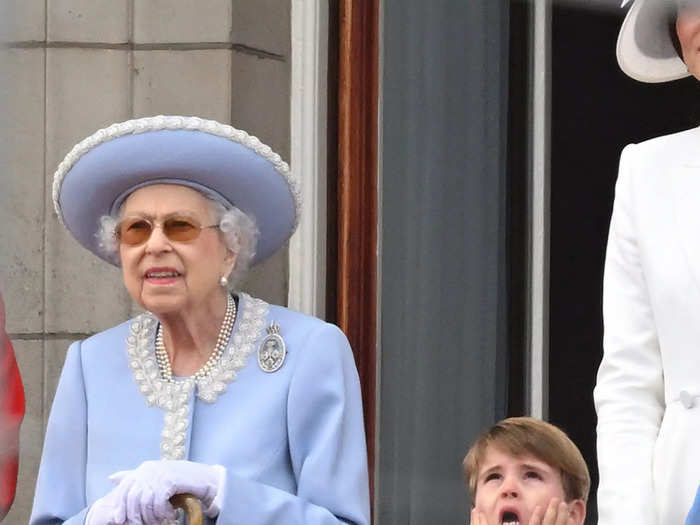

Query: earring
<box><xmin>220</xmin><ymin>275</ymin><xmax>228</xmax><ymax>288</ymax></box>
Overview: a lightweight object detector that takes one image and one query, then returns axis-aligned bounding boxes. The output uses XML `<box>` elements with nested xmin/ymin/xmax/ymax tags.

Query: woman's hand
<box><xmin>85</xmin><ymin>487</ymin><xmax>130</xmax><ymax>525</ymax></box>
<box><xmin>107</xmin><ymin>460</ymin><xmax>225</xmax><ymax>524</ymax></box>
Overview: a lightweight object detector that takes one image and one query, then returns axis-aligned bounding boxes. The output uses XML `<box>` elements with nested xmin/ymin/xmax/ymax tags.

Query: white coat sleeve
<box><xmin>30</xmin><ymin>341</ymin><xmax>89</xmax><ymax>524</ymax></box>
<box><xmin>594</xmin><ymin>144</ymin><xmax>665</xmax><ymax>525</ymax></box>
<box><xmin>215</xmin><ymin>322</ymin><xmax>370</xmax><ymax>524</ymax></box>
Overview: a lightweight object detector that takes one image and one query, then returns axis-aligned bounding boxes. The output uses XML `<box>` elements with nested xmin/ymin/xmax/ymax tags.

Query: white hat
<box><xmin>53</xmin><ymin>115</ymin><xmax>301</xmax><ymax>266</ymax></box>
<box><xmin>617</xmin><ymin>0</ymin><xmax>690</xmax><ymax>82</ymax></box>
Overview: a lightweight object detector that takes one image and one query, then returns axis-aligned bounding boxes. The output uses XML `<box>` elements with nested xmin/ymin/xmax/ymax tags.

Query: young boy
<box><xmin>463</xmin><ymin>417</ymin><xmax>589</xmax><ymax>525</ymax></box>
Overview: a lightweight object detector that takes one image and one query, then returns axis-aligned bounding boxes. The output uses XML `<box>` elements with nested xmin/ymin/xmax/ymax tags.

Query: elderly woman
<box><xmin>30</xmin><ymin>116</ymin><xmax>370</xmax><ymax>524</ymax></box>
<box><xmin>594</xmin><ymin>1</ymin><xmax>700</xmax><ymax>525</ymax></box>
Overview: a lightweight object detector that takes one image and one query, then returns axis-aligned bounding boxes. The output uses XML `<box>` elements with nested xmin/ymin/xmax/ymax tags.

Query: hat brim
<box><xmin>54</xmin><ymin>116</ymin><xmax>299</xmax><ymax>266</ymax></box>
<box><xmin>617</xmin><ymin>0</ymin><xmax>690</xmax><ymax>83</ymax></box>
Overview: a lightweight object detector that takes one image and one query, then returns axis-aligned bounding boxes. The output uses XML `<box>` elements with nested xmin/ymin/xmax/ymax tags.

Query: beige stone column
<box><xmin>0</xmin><ymin>1</ymin><xmax>290</xmax><ymax>521</ymax></box>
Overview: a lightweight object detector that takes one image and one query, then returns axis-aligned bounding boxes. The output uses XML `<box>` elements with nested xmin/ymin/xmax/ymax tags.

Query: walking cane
<box><xmin>170</xmin><ymin>493</ymin><xmax>203</xmax><ymax>525</ymax></box>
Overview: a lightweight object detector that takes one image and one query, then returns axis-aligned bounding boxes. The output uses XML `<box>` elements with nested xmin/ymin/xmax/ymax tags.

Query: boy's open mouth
<box><xmin>500</xmin><ymin>510</ymin><xmax>520</xmax><ymax>525</ymax></box>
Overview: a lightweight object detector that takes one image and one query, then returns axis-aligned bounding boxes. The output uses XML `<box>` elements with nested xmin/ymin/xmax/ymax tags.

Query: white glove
<box><xmin>108</xmin><ymin>460</ymin><xmax>226</xmax><ymax>524</ymax></box>
<box><xmin>85</xmin><ymin>485</ymin><xmax>129</xmax><ymax>525</ymax></box>
<box><xmin>85</xmin><ymin>473</ymin><xmax>174</xmax><ymax>525</ymax></box>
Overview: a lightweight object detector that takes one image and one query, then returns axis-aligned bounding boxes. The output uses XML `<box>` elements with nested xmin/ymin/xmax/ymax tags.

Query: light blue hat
<box><xmin>52</xmin><ymin>115</ymin><xmax>301</xmax><ymax>265</ymax></box>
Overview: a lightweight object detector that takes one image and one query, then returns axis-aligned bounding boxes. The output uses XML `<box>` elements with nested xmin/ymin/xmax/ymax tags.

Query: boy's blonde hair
<box><xmin>463</xmin><ymin>417</ymin><xmax>590</xmax><ymax>503</ymax></box>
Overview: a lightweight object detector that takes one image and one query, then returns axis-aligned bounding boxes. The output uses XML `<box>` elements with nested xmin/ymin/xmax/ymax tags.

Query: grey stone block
<box><xmin>43</xmin><ymin>338</ymin><xmax>74</xmax><ymax>427</ymax></box>
<box><xmin>231</xmin><ymin>51</ymin><xmax>290</xmax><ymax>160</ymax></box>
<box><xmin>45</xmin><ymin>48</ymin><xmax>131</xmax><ymax>175</ymax></box>
<box><xmin>43</xmin><ymin>235</ymin><xmax>131</xmax><ymax>334</ymax></box>
<box><xmin>45</xmin><ymin>48</ymin><xmax>133</xmax><ymax>333</ymax></box>
<box><xmin>129</xmin><ymin>301</ymin><xmax>146</xmax><ymax>320</ymax></box>
<box><xmin>0</xmin><ymin>0</ymin><xmax>45</xmax><ymax>43</ymax></box>
<box><xmin>47</xmin><ymin>0</ymin><xmax>129</xmax><ymax>43</ymax></box>
<box><xmin>3</xmin><ymin>339</ymin><xmax>43</xmax><ymax>524</ymax></box>
<box><xmin>0</xmin><ymin>49</ymin><xmax>45</xmax><ymax>334</ymax></box>
<box><xmin>133</xmin><ymin>50</ymin><xmax>232</xmax><ymax>123</ymax></box>
<box><xmin>232</xmin><ymin>0</ymin><xmax>290</xmax><ymax>56</ymax></box>
<box><xmin>133</xmin><ymin>0</ymin><xmax>232</xmax><ymax>44</ymax></box>
<box><xmin>229</xmin><ymin>51</ymin><xmax>290</xmax><ymax>307</ymax></box>
<box><xmin>240</xmin><ymin>245</ymin><xmax>289</xmax><ymax>307</ymax></box>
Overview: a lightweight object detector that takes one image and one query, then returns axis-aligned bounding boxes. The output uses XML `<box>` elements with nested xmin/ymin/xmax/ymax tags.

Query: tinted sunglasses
<box><xmin>115</xmin><ymin>216</ymin><xmax>220</xmax><ymax>246</ymax></box>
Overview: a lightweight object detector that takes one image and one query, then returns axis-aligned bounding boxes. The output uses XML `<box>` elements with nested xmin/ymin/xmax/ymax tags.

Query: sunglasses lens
<box><xmin>163</xmin><ymin>217</ymin><xmax>200</xmax><ymax>242</ymax></box>
<box><xmin>118</xmin><ymin>219</ymin><xmax>152</xmax><ymax>245</ymax></box>
<box><xmin>116</xmin><ymin>216</ymin><xmax>206</xmax><ymax>245</ymax></box>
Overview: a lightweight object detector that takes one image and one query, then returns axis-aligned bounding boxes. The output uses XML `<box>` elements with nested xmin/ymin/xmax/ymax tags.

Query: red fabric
<box><xmin>0</xmin><ymin>294</ymin><xmax>24</xmax><ymax>519</ymax></box>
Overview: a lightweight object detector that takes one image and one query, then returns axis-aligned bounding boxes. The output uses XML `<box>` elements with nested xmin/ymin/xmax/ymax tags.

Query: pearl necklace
<box><xmin>155</xmin><ymin>294</ymin><xmax>236</xmax><ymax>383</ymax></box>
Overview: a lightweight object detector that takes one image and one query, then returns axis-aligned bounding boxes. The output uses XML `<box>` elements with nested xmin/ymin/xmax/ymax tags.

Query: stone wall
<box><xmin>0</xmin><ymin>1</ymin><xmax>290</xmax><ymax>521</ymax></box>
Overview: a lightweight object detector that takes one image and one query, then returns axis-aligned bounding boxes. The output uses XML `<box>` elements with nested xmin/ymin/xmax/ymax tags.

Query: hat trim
<box><xmin>52</xmin><ymin>115</ymin><xmax>300</xmax><ymax>230</ymax></box>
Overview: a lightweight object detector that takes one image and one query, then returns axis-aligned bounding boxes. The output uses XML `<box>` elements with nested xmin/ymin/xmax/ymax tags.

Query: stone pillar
<box><xmin>0</xmin><ymin>1</ymin><xmax>290</xmax><ymax>521</ymax></box>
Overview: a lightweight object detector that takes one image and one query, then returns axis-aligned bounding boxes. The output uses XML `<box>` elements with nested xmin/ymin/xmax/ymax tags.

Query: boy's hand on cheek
<box><xmin>471</xmin><ymin>507</ymin><xmax>488</xmax><ymax>525</ymax></box>
<box><xmin>529</xmin><ymin>499</ymin><xmax>576</xmax><ymax>525</ymax></box>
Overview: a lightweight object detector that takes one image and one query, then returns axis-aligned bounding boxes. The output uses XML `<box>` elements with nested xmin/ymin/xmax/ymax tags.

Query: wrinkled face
<box><xmin>118</xmin><ymin>184</ymin><xmax>235</xmax><ymax>316</ymax></box>
<box><xmin>473</xmin><ymin>447</ymin><xmax>582</xmax><ymax>525</ymax></box>
<box><xmin>677</xmin><ymin>5</ymin><xmax>700</xmax><ymax>80</ymax></box>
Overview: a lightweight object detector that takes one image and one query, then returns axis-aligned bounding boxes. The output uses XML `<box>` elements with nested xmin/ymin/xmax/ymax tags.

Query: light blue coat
<box><xmin>30</xmin><ymin>294</ymin><xmax>370</xmax><ymax>524</ymax></box>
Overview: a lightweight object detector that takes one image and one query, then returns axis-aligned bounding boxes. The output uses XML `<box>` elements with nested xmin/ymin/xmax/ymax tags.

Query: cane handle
<box><xmin>170</xmin><ymin>493</ymin><xmax>203</xmax><ymax>525</ymax></box>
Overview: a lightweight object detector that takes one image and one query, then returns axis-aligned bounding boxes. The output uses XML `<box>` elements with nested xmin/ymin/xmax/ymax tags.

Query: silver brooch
<box><xmin>258</xmin><ymin>321</ymin><xmax>286</xmax><ymax>373</ymax></box>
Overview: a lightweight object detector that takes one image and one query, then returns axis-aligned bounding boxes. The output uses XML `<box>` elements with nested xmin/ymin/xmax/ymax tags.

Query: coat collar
<box><xmin>126</xmin><ymin>293</ymin><xmax>269</xmax><ymax>459</ymax></box>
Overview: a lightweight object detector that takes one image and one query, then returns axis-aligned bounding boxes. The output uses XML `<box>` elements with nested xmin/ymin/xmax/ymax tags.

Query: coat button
<box><xmin>680</xmin><ymin>390</ymin><xmax>695</xmax><ymax>409</ymax></box>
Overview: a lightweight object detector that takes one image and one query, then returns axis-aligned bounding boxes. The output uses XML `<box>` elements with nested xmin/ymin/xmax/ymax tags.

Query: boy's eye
<box><xmin>525</xmin><ymin>470</ymin><xmax>542</xmax><ymax>480</ymax></box>
<box><xmin>484</xmin><ymin>473</ymin><xmax>501</xmax><ymax>482</ymax></box>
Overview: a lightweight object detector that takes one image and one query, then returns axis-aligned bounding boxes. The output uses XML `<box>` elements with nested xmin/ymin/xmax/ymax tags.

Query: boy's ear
<box><xmin>567</xmin><ymin>499</ymin><xmax>586</xmax><ymax>525</ymax></box>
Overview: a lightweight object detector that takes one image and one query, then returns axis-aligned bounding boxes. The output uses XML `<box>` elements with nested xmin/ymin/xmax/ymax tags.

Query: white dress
<box><xmin>595</xmin><ymin>126</ymin><xmax>700</xmax><ymax>525</ymax></box>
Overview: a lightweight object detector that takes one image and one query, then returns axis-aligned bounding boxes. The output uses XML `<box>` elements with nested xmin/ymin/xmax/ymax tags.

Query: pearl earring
<box><xmin>220</xmin><ymin>275</ymin><xmax>228</xmax><ymax>288</ymax></box>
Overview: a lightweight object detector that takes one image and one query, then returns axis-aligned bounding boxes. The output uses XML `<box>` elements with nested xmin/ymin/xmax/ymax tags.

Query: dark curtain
<box><xmin>378</xmin><ymin>1</ymin><xmax>510</xmax><ymax>523</ymax></box>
